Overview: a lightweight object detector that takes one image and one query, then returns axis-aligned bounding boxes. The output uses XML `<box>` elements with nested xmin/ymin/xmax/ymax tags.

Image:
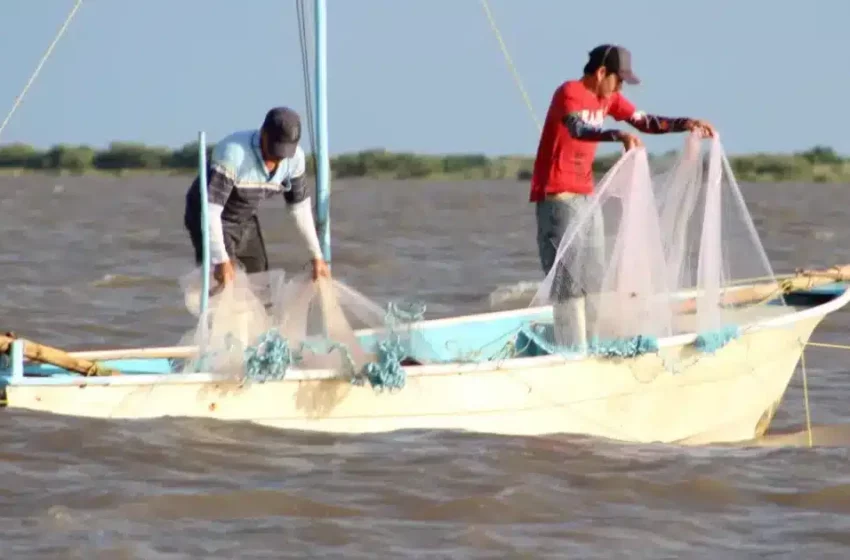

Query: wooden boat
<box><xmin>2</xmin><ymin>271</ymin><xmax>849</xmax><ymax>445</ymax></box>
<box><xmin>2</xmin><ymin>0</ymin><xmax>848</xmax><ymax>446</ymax></box>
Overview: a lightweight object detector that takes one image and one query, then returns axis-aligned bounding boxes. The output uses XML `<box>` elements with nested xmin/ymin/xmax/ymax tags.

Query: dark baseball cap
<box><xmin>261</xmin><ymin>107</ymin><xmax>301</xmax><ymax>159</ymax></box>
<box><xmin>587</xmin><ymin>44</ymin><xmax>640</xmax><ymax>85</ymax></box>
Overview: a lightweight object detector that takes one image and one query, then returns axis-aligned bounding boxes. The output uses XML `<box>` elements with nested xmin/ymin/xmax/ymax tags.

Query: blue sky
<box><xmin>0</xmin><ymin>0</ymin><xmax>847</xmax><ymax>157</ymax></box>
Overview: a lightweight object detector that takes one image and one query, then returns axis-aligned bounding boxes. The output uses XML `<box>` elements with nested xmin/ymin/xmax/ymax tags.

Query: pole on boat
<box><xmin>10</xmin><ymin>339</ymin><xmax>23</xmax><ymax>380</ymax></box>
<box><xmin>314</xmin><ymin>0</ymin><xmax>331</xmax><ymax>266</ymax></box>
<box><xmin>198</xmin><ymin>132</ymin><xmax>210</xmax><ymax>354</ymax></box>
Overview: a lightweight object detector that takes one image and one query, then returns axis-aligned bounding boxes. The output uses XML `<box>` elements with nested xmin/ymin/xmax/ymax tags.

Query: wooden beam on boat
<box><xmin>68</xmin><ymin>345</ymin><xmax>199</xmax><ymax>361</ymax></box>
<box><xmin>0</xmin><ymin>333</ymin><xmax>119</xmax><ymax>376</ymax></box>
<box><xmin>675</xmin><ymin>264</ymin><xmax>850</xmax><ymax>314</ymax></box>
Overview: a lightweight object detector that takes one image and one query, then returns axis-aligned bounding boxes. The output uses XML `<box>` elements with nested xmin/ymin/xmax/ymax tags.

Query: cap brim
<box><xmin>620</xmin><ymin>69</ymin><xmax>640</xmax><ymax>85</ymax></box>
<box><xmin>269</xmin><ymin>141</ymin><xmax>297</xmax><ymax>159</ymax></box>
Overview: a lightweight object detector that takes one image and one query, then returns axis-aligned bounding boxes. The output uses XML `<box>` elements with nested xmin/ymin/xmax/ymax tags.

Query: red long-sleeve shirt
<box><xmin>529</xmin><ymin>79</ymin><xmax>691</xmax><ymax>202</ymax></box>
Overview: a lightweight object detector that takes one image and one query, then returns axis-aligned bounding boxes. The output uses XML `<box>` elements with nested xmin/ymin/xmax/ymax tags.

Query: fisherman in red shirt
<box><xmin>531</xmin><ymin>44</ymin><xmax>715</xmax><ymax>278</ymax></box>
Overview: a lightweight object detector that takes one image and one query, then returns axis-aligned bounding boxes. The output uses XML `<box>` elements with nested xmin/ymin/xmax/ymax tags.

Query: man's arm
<box><xmin>609</xmin><ymin>93</ymin><xmax>694</xmax><ymax>135</ymax></box>
<box><xmin>284</xmin><ymin>147</ymin><xmax>324</xmax><ymax>262</ymax></box>
<box><xmin>562</xmin><ymin>113</ymin><xmax>625</xmax><ymax>142</ymax></box>
<box><xmin>206</xmin><ymin>145</ymin><xmax>242</xmax><ymax>265</ymax></box>
<box><xmin>625</xmin><ymin>111</ymin><xmax>691</xmax><ymax>134</ymax></box>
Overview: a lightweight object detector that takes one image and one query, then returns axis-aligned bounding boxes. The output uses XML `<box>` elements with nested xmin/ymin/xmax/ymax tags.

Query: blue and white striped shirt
<box><xmin>206</xmin><ymin>129</ymin><xmax>308</xmax><ymax>223</ymax></box>
<box><xmin>185</xmin><ymin>129</ymin><xmax>322</xmax><ymax>264</ymax></box>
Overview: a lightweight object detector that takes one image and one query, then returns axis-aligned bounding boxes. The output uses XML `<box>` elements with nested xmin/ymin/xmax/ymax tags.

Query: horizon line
<box><xmin>0</xmin><ymin>140</ymin><xmax>845</xmax><ymax>160</ymax></box>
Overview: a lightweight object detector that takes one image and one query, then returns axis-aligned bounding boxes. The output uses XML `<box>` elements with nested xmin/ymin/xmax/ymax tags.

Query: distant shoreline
<box><xmin>0</xmin><ymin>142</ymin><xmax>847</xmax><ymax>184</ymax></box>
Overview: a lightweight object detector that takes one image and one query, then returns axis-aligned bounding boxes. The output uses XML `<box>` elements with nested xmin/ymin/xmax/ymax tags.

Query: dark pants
<box><xmin>535</xmin><ymin>196</ymin><xmax>604</xmax><ymax>301</ymax></box>
<box><xmin>185</xmin><ymin>214</ymin><xmax>270</xmax><ymax>274</ymax></box>
<box><xmin>535</xmin><ymin>195</ymin><xmax>605</xmax><ymax>349</ymax></box>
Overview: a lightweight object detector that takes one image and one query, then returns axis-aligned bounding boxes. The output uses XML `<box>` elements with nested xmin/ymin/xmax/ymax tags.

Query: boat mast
<box><xmin>314</xmin><ymin>0</ymin><xmax>331</xmax><ymax>265</ymax></box>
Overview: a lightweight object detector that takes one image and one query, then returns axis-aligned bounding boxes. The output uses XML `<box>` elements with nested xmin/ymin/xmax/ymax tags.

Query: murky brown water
<box><xmin>3</xmin><ymin>173</ymin><xmax>850</xmax><ymax>558</ymax></box>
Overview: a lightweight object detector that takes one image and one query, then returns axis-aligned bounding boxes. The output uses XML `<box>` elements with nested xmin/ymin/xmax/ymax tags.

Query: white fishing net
<box><xmin>172</xmin><ymin>133</ymin><xmax>785</xmax><ymax>384</ymax></box>
<box><xmin>176</xmin><ymin>267</ymin><xmax>430</xmax><ymax>388</ymax></box>
<box><xmin>529</xmin><ymin>133</ymin><xmax>785</xmax><ymax>355</ymax></box>
<box><xmin>655</xmin><ymin>133</ymin><xmax>784</xmax><ymax>332</ymax></box>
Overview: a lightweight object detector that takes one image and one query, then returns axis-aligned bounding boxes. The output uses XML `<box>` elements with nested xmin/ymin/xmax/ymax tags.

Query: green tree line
<box><xmin>0</xmin><ymin>141</ymin><xmax>847</xmax><ymax>183</ymax></box>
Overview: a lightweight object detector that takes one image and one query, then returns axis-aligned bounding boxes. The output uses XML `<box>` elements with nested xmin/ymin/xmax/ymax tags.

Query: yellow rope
<box><xmin>0</xmin><ymin>0</ymin><xmax>84</xmax><ymax>140</ymax></box>
<box><xmin>793</xmin><ymin>329</ymin><xmax>850</xmax><ymax>450</ymax></box>
<box><xmin>800</xmin><ymin>346</ymin><xmax>813</xmax><ymax>447</ymax></box>
<box><xmin>801</xmin><ymin>339</ymin><xmax>850</xmax><ymax>449</ymax></box>
<box><xmin>478</xmin><ymin>0</ymin><xmax>541</xmax><ymax>133</ymax></box>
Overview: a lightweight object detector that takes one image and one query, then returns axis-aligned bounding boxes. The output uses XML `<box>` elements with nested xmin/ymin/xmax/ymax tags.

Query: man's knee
<box><xmin>538</xmin><ymin>238</ymin><xmax>556</xmax><ymax>275</ymax></box>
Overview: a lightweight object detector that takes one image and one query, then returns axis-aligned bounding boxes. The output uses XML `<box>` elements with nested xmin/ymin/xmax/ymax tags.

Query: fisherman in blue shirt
<box><xmin>183</xmin><ymin>107</ymin><xmax>330</xmax><ymax>286</ymax></box>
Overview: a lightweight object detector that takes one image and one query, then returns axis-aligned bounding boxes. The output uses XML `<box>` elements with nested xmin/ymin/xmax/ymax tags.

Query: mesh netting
<box><xmin>176</xmin><ymin>268</ymin><xmax>429</xmax><ymax>390</ymax></box>
<box><xmin>174</xmin><ymin>133</ymin><xmax>786</xmax><ymax>385</ymax></box>
<box><xmin>529</xmin><ymin>133</ymin><xmax>785</xmax><ymax>356</ymax></box>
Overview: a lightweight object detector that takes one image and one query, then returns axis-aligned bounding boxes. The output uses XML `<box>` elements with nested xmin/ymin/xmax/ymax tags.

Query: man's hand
<box><xmin>619</xmin><ymin>132</ymin><xmax>643</xmax><ymax>152</ymax></box>
<box><xmin>312</xmin><ymin>258</ymin><xmax>331</xmax><ymax>281</ymax></box>
<box><xmin>213</xmin><ymin>260</ymin><xmax>235</xmax><ymax>286</ymax></box>
<box><xmin>686</xmin><ymin>119</ymin><xmax>716</xmax><ymax>138</ymax></box>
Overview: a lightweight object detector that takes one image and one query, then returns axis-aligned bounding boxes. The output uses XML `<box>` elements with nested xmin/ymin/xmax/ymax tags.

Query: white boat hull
<box><xmin>4</xmin><ymin>285</ymin><xmax>843</xmax><ymax>445</ymax></box>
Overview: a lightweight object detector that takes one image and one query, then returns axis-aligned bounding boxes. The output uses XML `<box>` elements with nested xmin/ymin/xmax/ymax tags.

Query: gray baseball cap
<box><xmin>261</xmin><ymin>107</ymin><xmax>301</xmax><ymax>159</ymax></box>
<box><xmin>587</xmin><ymin>44</ymin><xmax>640</xmax><ymax>85</ymax></box>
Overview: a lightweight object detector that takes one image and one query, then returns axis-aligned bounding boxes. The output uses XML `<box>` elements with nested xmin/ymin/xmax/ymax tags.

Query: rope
<box><xmin>244</xmin><ymin>329</ymin><xmax>305</xmax><ymax>381</ymax></box>
<box><xmin>296</xmin><ymin>0</ymin><xmax>318</xmax><ymax>172</ymax></box>
<box><xmin>478</xmin><ymin>0</ymin><xmax>541</xmax><ymax>133</ymax></box>
<box><xmin>0</xmin><ymin>0</ymin><xmax>83</xmax><ymax>140</ymax></box>
<box><xmin>357</xmin><ymin>337</ymin><xmax>407</xmax><ymax>391</ymax></box>
<box><xmin>352</xmin><ymin>301</ymin><xmax>427</xmax><ymax>391</ymax></box>
<box><xmin>801</xmin><ymin>339</ymin><xmax>850</xmax><ymax>448</ymax></box>
<box><xmin>800</xmin><ymin>344</ymin><xmax>813</xmax><ymax>448</ymax></box>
